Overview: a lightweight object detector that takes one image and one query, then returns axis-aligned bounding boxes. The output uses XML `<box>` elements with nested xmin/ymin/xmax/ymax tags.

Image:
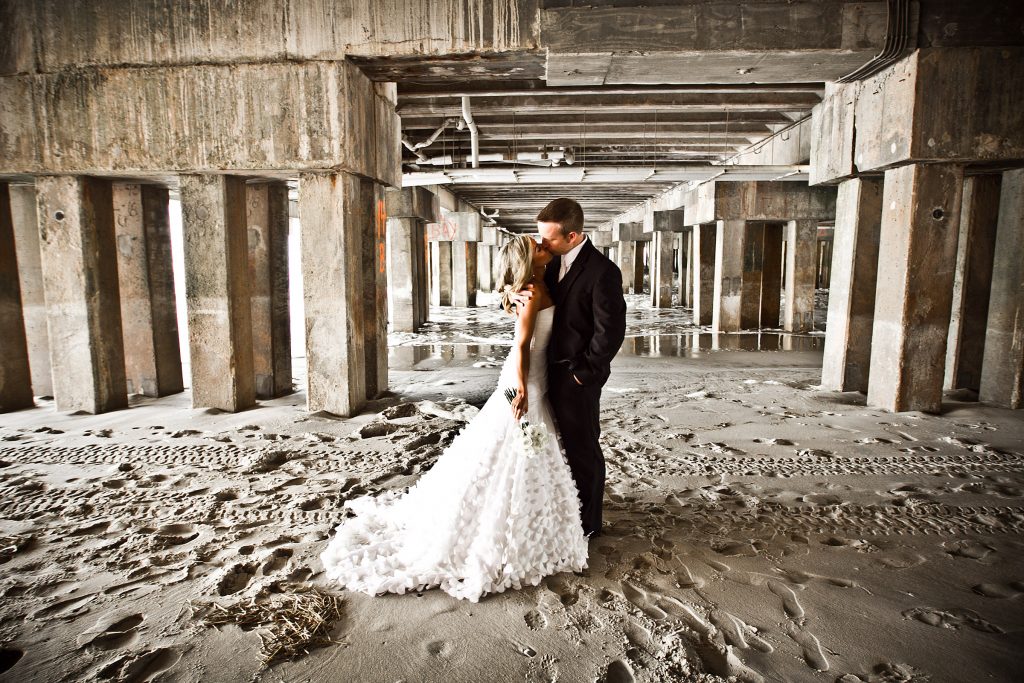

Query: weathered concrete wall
<box><xmin>0</xmin><ymin>61</ymin><xmax>400</xmax><ymax>183</ymax></box>
<box><xmin>9</xmin><ymin>184</ymin><xmax>52</xmax><ymax>397</ymax></box>
<box><xmin>0</xmin><ymin>182</ymin><xmax>34</xmax><ymax>411</ymax></box>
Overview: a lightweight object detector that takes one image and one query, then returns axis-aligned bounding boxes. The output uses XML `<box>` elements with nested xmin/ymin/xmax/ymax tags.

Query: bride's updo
<box><xmin>496</xmin><ymin>235</ymin><xmax>536</xmax><ymax>315</ymax></box>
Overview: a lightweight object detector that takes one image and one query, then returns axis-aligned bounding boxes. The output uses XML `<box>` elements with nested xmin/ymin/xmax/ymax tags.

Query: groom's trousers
<box><xmin>548</xmin><ymin>365</ymin><xmax>605</xmax><ymax>535</ymax></box>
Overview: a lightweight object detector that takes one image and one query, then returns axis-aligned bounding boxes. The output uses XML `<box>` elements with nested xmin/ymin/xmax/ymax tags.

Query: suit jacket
<box><xmin>544</xmin><ymin>240</ymin><xmax>627</xmax><ymax>387</ymax></box>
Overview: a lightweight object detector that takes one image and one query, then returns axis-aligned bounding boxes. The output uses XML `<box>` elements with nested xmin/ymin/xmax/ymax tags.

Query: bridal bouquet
<box><xmin>503</xmin><ymin>388</ymin><xmax>550</xmax><ymax>459</ymax></box>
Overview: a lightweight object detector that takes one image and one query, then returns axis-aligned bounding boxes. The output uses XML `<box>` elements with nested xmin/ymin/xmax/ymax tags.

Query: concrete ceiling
<box><xmin>356</xmin><ymin>51</ymin><xmax>825</xmax><ymax>231</ymax></box>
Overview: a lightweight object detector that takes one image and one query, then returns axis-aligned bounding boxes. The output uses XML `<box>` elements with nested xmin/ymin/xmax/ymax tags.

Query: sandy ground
<box><xmin>1</xmin><ymin>294</ymin><xmax>1022</xmax><ymax>683</ymax></box>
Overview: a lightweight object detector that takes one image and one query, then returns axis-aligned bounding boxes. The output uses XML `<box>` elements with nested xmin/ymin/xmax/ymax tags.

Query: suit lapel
<box><xmin>555</xmin><ymin>240</ymin><xmax>594</xmax><ymax>302</ymax></box>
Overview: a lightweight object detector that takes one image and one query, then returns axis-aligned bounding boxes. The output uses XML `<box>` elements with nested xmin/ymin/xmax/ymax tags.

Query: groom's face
<box><xmin>538</xmin><ymin>221</ymin><xmax>580</xmax><ymax>256</ymax></box>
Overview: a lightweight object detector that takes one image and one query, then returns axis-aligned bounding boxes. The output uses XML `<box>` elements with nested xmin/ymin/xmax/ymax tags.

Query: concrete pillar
<box><xmin>945</xmin><ymin>175</ymin><xmax>1000</xmax><ymax>392</ymax></box>
<box><xmin>452</xmin><ymin>240</ymin><xmax>478</xmax><ymax>307</ymax></box>
<box><xmin>784</xmin><ymin>219</ymin><xmax>818</xmax><ymax>332</ymax></box>
<box><xmin>477</xmin><ymin>244</ymin><xmax>493</xmax><ymax>293</ymax></box>
<box><xmin>180</xmin><ymin>174</ymin><xmax>255</xmax><ymax>413</ymax></box>
<box><xmin>10</xmin><ymin>185</ymin><xmax>52</xmax><ymax>397</ymax></box>
<box><xmin>679</xmin><ymin>230</ymin><xmax>692</xmax><ymax>308</ymax></box>
<box><xmin>692</xmin><ymin>224</ymin><xmax>717</xmax><ymax>326</ymax></box>
<box><xmin>246</xmin><ymin>181</ymin><xmax>292</xmax><ymax>399</ymax></box>
<box><xmin>713</xmin><ymin>219</ymin><xmax>758</xmax><ymax>332</ymax></box>
<box><xmin>615</xmin><ymin>241</ymin><xmax>634</xmax><ymax>294</ymax></box>
<box><xmin>362</xmin><ymin>180</ymin><xmax>388</xmax><ymax>399</ymax></box>
<box><xmin>651</xmin><ymin>231</ymin><xmax>674</xmax><ymax>308</ymax></box>
<box><xmin>0</xmin><ymin>183</ymin><xmax>34</xmax><ymax>411</ymax></box>
<box><xmin>35</xmin><ymin>176</ymin><xmax>128</xmax><ymax>414</ymax></box>
<box><xmin>417</xmin><ymin>223</ymin><xmax>430</xmax><ymax>326</ymax></box>
<box><xmin>868</xmin><ymin>163</ymin><xmax>964</xmax><ymax>413</ymax></box>
<box><xmin>431</xmin><ymin>241</ymin><xmax>453</xmax><ymax>306</ymax></box>
<box><xmin>113</xmin><ymin>183</ymin><xmax>184</xmax><ymax>398</ymax></box>
<box><xmin>760</xmin><ymin>223</ymin><xmax>784</xmax><ymax>328</ymax></box>
<box><xmin>388</xmin><ymin>217</ymin><xmax>422</xmax><ymax>331</ymax></box>
<box><xmin>298</xmin><ymin>171</ymin><xmax>370</xmax><ymax>416</ymax></box>
<box><xmin>631</xmin><ymin>240</ymin><xmax>646</xmax><ymax>294</ymax></box>
<box><xmin>821</xmin><ymin>179</ymin><xmax>883</xmax><ymax>392</ymax></box>
<box><xmin>979</xmin><ymin>169</ymin><xmax>1024</xmax><ymax>408</ymax></box>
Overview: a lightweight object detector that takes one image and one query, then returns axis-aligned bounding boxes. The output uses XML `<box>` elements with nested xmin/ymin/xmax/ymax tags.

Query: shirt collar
<box><xmin>561</xmin><ymin>235</ymin><xmax>588</xmax><ymax>270</ymax></box>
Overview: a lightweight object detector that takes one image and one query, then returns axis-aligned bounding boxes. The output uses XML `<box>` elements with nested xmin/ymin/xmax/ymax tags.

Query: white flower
<box><xmin>513</xmin><ymin>420</ymin><xmax>550</xmax><ymax>459</ymax></box>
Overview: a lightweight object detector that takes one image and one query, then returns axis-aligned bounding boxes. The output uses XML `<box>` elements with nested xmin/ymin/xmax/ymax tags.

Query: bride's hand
<box><xmin>512</xmin><ymin>388</ymin><xmax>529</xmax><ymax>421</ymax></box>
<box><xmin>507</xmin><ymin>284</ymin><xmax>535</xmax><ymax>308</ymax></box>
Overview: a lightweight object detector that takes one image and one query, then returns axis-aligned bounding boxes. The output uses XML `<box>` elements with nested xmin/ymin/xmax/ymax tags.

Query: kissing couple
<box><xmin>321</xmin><ymin>197</ymin><xmax>627</xmax><ymax>602</ymax></box>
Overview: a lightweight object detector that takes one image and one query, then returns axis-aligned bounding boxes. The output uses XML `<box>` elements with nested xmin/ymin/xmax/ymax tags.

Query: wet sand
<box><xmin>1</xmin><ymin>295</ymin><xmax>1021</xmax><ymax>682</ymax></box>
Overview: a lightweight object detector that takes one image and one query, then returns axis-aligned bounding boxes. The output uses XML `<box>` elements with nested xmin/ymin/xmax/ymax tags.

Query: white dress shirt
<box><xmin>558</xmin><ymin>235</ymin><xmax>588</xmax><ymax>282</ymax></box>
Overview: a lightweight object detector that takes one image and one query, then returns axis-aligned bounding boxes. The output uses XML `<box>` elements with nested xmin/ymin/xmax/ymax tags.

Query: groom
<box><xmin>535</xmin><ymin>198</ymin><xmax>626</xmax><ymax>537</ymax></box>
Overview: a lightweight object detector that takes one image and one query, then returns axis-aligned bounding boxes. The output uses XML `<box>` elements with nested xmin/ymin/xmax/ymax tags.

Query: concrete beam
<box><xmin>36</xmin><ymin>176</ymin><xmax>128</xmax><ymax>414</ymax></box>
<box><xmin>979</xmin><ymin>169</ymin><xmax>1024</xmax><ymax>408</ymax></box>
<box><xmin>0</xmin><ymin>61</ymin><xmax>400</xmax><ymax>184</ymax></box>
<box><xmin>385</xmin><ymin>186</ymin><xmax>439</xmax><ymax>222</ymax></box>
<box><xmin>10</xmin><ymin>185</ymin><xmax>52</xmax><ymax>397</ymax></box>
<box><xmin>0</xmin><ymin>182</ymin><xmax>34</xmax><ymax>411</ymax></box>
<box><xmin>689</xmin><ymin>180</ymin><xmax>836</xmax><ymax>225</ymax></box>
<box><xmin>653</xmin><ymin>208</ymin><xmax>686</xmax><ymax>232</ymax></box>
<box><xmin>868</xmin><ymin>164</ymin><xmax>964</xmax><ymax>413</ymax></box>
<box><xmin>113</xmin><ymin>183</ymin><xmax>184</xmax><ymax>398</ymax></box>
<box><xmin>180</xmin><ymin>174</ymin><xmax>255</xmax><ymax>412</ymax></box>
<box><xmin>589</xmin><ymin>231</ymin><xmax>613</xmax><ymax>248</ymax></box>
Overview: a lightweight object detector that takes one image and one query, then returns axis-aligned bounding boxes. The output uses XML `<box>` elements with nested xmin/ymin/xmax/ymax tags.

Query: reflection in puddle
<box><xmin>625</xmin><ymin>332</ymin><xmax>823</xmax><ymax>357</ymax></box>
<box><xmin>389</xmin><ymin>333</ymin><xmax>821</xmax><ymax>369</ymax></box>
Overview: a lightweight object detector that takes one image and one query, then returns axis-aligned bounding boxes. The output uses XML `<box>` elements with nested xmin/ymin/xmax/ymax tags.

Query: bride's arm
<box><xmin>511</xmin><ymin>296</ymin><xmax>541</xmax><ymax>420</ymax></box>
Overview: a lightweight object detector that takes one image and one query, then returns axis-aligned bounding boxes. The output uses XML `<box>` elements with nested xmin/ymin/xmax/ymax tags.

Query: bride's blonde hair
<box><xmin>496</xmin><ymin>235</ymin><xmax>536</xmax><ymax>315</ymax></box>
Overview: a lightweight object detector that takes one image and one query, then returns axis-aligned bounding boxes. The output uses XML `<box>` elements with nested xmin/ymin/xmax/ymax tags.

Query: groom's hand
<box><xmin>507</xmin><ymin>284</ymin><xmax>535</xmax><ymax>308</ymax></box>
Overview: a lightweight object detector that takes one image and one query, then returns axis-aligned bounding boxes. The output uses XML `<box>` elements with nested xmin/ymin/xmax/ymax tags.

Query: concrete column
<box><xmin>679</xmin><ymin>230</ymin><xmax>692</xmax><ymax>308</ymax></box>
<box><xmin>431</xmin><ymin>241</ymin><xmax>453</xmax><ymax>306</ymax></box>
<box><xmin>784</xmin><ymin>219</ymin><xmax>818</xmax><ymax>332</ymax></box>
<box><xmin>180</xmin><ymin>174</ymin><xmax>255</xmax><ymax>413</ymax></box>
<box><xmin>36</xmin><ymin>176</ymin><xmax>128</xmax><ymax>414</ymax></box>
<box><xmin>246</xmin><ymin>181</ymin><xmax>292</xmax><ymax>399</ymax></box>
<box><xmin>692</xmin><ymin>224</ymin><xmax>716</xmax><ymax>326</ymax></box>
<box><xmin>760</xmin><ymin>223</ymin><xmax>784</xmax><ymax>328</ymax></box>
<box><xmin>651</xmin><ymin>231</ymin><xmax>674</xmax><ymax>308</ymax></box>
<box><xmin>821</xmin><ymin>178</ymin><xmax>883</xmax><ymax>392</ymax></box>
<box><xmin>615</xmin><ymin>241</ymin><xmax>634</xmax><ymax>294</ymax></box>
<box><xmin>631</xmin><ymin>240</ymin><xmax>646</xmax><ymax>294</ymax></box>
<box><xmin>10</xmin><ymin>185</ymin><xmax>52</xmax><ymax>397</ymax></box>
<box><xmin>945</xmin><ymin>175</ymin><xmax>1000</xmax><ymax>392</ymax></box>
<box><xmin>979</xmin><ymin>169</ymin><xmax>1024</xmax><ymax>408</ymax></box>
<box><xmin>452</xmin><ymin>240</ymin><xmax>478</xmax><ymax>307</ymax></box>
<box><xmin>388</xmin><ymin>217</ymin><xmax>421</xmax><ymax>331</ymax></box>
<box><xmin>113</xmin><ymin>183</ymin><xmax>184</xmax><ymax>398</ymax></box>
<box><xmin>477</xmin><ymin>244</ymin><xmax>493</xmax><ymax>293</ymax></box>
<box><xmin>0</xmin><ymin>183</ymin><xmax>34</xmax><ymax>411</ymax></box>
<box><xmin>297</xmin><ymin>171</ymin><xmax>370</xmax><ymax>416</ymax></box>
<box><xmin>868</xmin><ymin>164</ymin><xmax>964</xmax><ymax>413</ymax></box>
<box><xmin>416</xmin><ymin>222</ymin><xmax>430</xmax><ymax>326</ymax></box>
<box><xmin>713</xmin><ymin>219</ymin><xmax>757</xmax><ymax>332</ymax></box>
<box><xmin>362</xmin><ymin>180</ymin><xmax>388</xmax><ymax>399</ymax></box>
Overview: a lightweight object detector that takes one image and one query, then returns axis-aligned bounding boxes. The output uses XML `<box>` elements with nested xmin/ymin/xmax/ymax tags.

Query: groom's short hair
<box><xmin>536</xmin><ymin>198</ymin><xmax>584</xmax><ymax>237</ymax></box>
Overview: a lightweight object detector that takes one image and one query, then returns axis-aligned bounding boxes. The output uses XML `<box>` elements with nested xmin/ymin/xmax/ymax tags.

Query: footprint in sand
<box><xmin>655</xmin><ymin>596</ymin><xmax>712</xmax><ymax>637</ymax></box>
<box><xmin>0</xmin><ymin>648</ymin><xmax>23</xmax><ymax>674</ymax></box>
<box><xmin>603</xmin><ymin>659</ymin><xmax>635</xmax><ymax>683</ymax></box>
<box><xmin>217</xmin><ymin>563</ymin><xmax>258</xmax><ymax>596</ymax></box>
<box><xmin>767</xmin><ymin>580</ymin><xmax>805</xmax><ymax>620</ymax></box>
<box><xmin>524</xmin><ymin>609</ymin><xmax>548</xmax><ymax>630</ymax></box>
<box><xmin>710</xmin><ymin>610</ymin><xmax>773</xmax><ymax>653</ymax></box>
<box><xmin>785</xmin><ymin>622</ymin><xmax>829</xmax><ymax>671</ymax></box>
<box><xmin>79</xmin><ymin>613</ymin><xmax>145</xmax><ymax>650</ymax></box>
<box><xmin>426</xmin><ymin>640</ymin><xmax>455</xmax><ymax>659</ymax></box>
<box><xmin>943</xmin><ymin>539</ymin><xmax>996</xmax><ymax>561</ymax></box>
<box><xmin>972</xmin><ymin>581</ymin><xmax>1024</xmax><ymax>599</ymax></box>
<box><xmin>754</xmin><ymin>438</ymin><xmax>796</xmax><ymax>446</ymax></box>
<box><xmin>31</xmin><ymin>593</ymin><xmax>98</xmax><ymax>621</ymax></box>
<box><xmin>545</xmin><ymin>574</ymin><xmax>580</xmax><ymax>607</ymax></box>
<box><xmin>261</xmin><ymin>547</ymin><xmax>293</xmax><ymax>574</ymax></box>
<box><xmin>98</xmin><ymin>647</ymin><xmax>182</xmax><ymax>682</ymax></box>
<box><xmin>674</xmin><ymin>562</ymin><xmax>705</xmax><ymax>589</ymax></box>
<box><xmin>623</xmin><ymin>619</ymin><xmax>660</xmax><ymax>658</ymax></box>
<box><xmin>619</xmin><ymin>582</ymin><xmax>667</xmax><ymax>620</ymax></box>
<box><xmin>902</xmin><ymin>607</ymin><xmax>1004</xmax><ymax>633</ymax></box>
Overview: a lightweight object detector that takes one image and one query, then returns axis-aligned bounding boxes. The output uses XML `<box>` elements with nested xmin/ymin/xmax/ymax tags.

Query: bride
<box><xmin>320</xmin><ymin>235</ymin><xmax>588</xmax><ymax>602</ymax></box>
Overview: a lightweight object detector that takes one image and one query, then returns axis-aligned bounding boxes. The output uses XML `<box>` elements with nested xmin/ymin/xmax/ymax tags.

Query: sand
<box><xmin>1</xmin><ymin>294</ymin><xmax>1022</xmax><ymax>682</ymax></box>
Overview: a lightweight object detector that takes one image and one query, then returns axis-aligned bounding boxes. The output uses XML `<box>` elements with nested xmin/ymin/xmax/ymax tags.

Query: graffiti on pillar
<box><xmin>427</xmin><ymin>219</ymin><xmax>458</xmax><ymax>241</ymax></box>
<box><xmin>376</xmin><ymin>199</ymin><xmax>387</xmax><ymax>274</ymax></box>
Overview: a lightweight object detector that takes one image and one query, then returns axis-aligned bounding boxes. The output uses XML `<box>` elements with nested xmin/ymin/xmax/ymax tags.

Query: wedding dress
<box><xmin>320</xmin><ymin>306</ymin><xmax>588</xmax><ymax>602</ymax></box>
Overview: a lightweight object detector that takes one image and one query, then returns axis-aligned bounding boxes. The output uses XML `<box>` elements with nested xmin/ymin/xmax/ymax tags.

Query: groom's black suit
<box><xmin>544</xmin><ymin>239</ymin><xmax>627</xmax><ymax>535</ymax></box>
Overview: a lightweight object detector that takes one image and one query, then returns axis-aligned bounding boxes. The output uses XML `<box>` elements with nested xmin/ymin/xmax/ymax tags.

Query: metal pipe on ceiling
<box><xmin>461</xmin><ymin>96</ymin><xmax>480</xmax><ymax>168</ymax></box>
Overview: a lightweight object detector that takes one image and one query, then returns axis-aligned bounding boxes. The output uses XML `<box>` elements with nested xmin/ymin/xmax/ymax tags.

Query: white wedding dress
<box><xmin>320</xmin><ymin>306</ymin><xmax>588</xmax><ymax>602</ymax></box>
